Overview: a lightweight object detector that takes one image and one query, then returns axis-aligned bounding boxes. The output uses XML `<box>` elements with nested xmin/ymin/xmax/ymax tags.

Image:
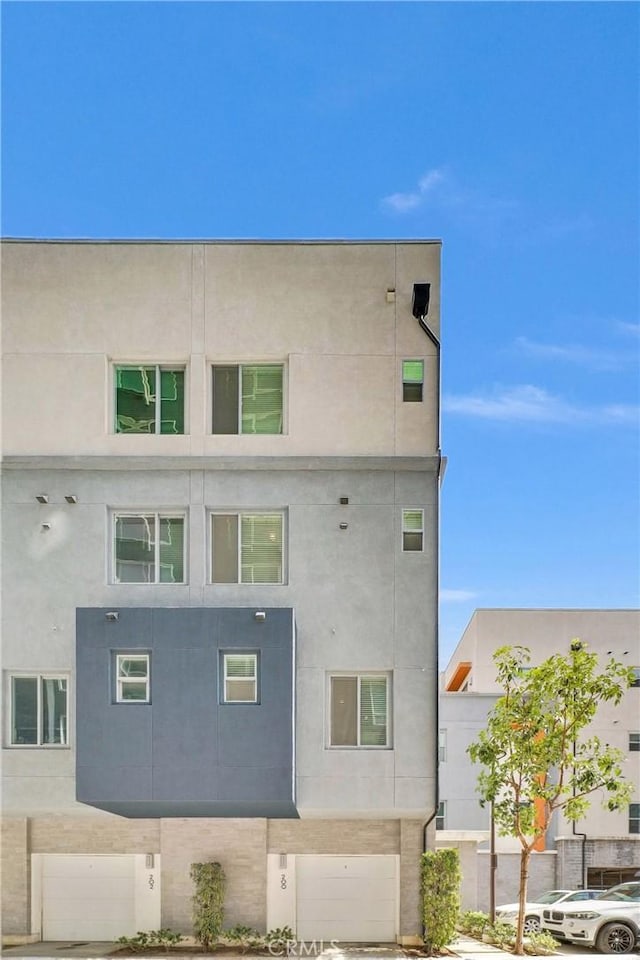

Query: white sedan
<box><xmin>496</xmin><ymin>888</ymin><xmax>601</xmax><ymax>934</ymax></box>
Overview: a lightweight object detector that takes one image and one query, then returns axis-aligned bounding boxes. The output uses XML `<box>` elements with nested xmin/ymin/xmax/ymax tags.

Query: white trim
<box><xmin>401</xmin><ymin>507</ymin><xmax>424</xmax><ymax>552</ymax></box>
<box><xmin>222</xmin><ymin>652</ymin><xmax>258</xmax><ymax>703</ymax></box>
<box><xmin>116</xmin><ymin>653</ymin><xmax>150</xmax><ymax>704</ymax></box>
<box><xmin>111</xmin><ymin>510</ymin><xmax>187</xmax><ymax>584</ymax></box>
<box><xmin>209</xmin><ymin>509</ymin><xmax>286</xmax><ymax>584</ymax></box>
<box><xmin>327</xmin><ymin>671</ymin><xmax>391</xmax><ymax>749</ymax></box>
<box><xmin>112</xmin><ymin>362</ymin><xmax>187</xmax><ymax>435</ymax></box>
<box><xmin>6</xmin><ymin>672</ymin><xmax>70</xmax><ymax>748</ymax></box>
<box><xmin>211</xmin><ymin>361</ymin><xmax>286</xmax><ymax>436</ymax></box>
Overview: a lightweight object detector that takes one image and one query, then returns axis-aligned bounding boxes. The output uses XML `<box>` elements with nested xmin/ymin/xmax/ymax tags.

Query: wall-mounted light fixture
<box><xmin>65</xmin><ymin>495</ymin><xmax>78</xmax><ymax>504</ymax></box>
<box><xmin>105</xmin><ymin>611</ymin><xmax>119</xmax><ymax>622</ymax></box>
<box><xmin>254</xmin><ymin>610</ymin><xmax>266</xmax><ymax>622</ymax></box>
<box><xmin>279</xmin><ymin>853</ymin><xmax>287</xmax><ymax>869</ymax></box>
<box><xmin>412</xmin><ymin>283</ymin><xmax>430</xmax><ymax>320</ymax></box>
<box><xmin>385</xmin><ymin>288</ymin><xmax>396</xmax><ymax>303</ymax></box>
<box><xmin>36</xmin><ymin>494</ymin><xmax>49</xmax><ymax>504</ymax></box>
<box><xmin>145</xmin><ymin>853</ymin><xmax>155</xmax><ymax>869</ymax></box>
<box><xmin>41</xmin><ymin>522</ymin><xmax>51</xmax><ymax>531</ymax></box>
<box><xmin>339</xmin><ymin>497</ymin><xmax>349</xmax><ymax>505</ymax></box>
<box><xmin>339</xmin><ymin>522</ymin><xmax>348</xmax><ymax>530</ymax></box>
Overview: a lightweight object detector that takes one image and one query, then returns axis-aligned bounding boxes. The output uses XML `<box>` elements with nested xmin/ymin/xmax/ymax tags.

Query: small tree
<box><xmin>190</xmin><ymin>861</ymin><xmax>226</xmax><ymax>949</ymax></box>
<box><xmin>421</xmin><ymin>848</ymin><xmax>461</xmax><ymax>953</ymax></box>
<box><xmin>468</xmin><ymin>642</ymin><xmax>633</xmax><ymax>956</ymax></box>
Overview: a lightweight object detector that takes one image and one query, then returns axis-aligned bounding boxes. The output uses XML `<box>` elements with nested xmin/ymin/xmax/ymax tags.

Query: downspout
<box><xmin>569</xmin><ymin>640</ymin><xmax>587</xmax><ymax>888</ymax></box>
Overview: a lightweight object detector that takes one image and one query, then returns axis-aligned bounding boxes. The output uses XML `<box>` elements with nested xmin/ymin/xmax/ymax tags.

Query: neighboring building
<box><xmin>1</xmin><ymin>239</ymin><xmax>443</xmax><ymax>943</ymax></box>
<box><xmin>438</xmin><ymin>609</ymin><xmax>640</xmax><ymax>910</ymax></box>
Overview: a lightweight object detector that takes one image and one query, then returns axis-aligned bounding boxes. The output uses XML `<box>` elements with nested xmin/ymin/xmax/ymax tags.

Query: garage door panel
<box><xmin>42</xmin><ymin>856</ymin><xmax>134</xmax><ymax>879</ymax></box>
<box><xmin>297</xmin><ymin>856</ymin><xmax>395</xmax><ymax>880</ymax></box>
<box><xmin>297</xmin><ymin>920</ymin><xmax>396</xmax><ymax>942</ymax></box>
<box><xmin>44</xmin><ymin>919</ymin><xmax>136</xmax><ymax>941</ymax></box>
<box><xmin>296</xmin><ymin>856</ymin><xmax>397</xmax><ymax>942</ymax></box>
<box><xmin>43</xmin><ymin>896</ymin><xmax>134</xmax><ymax>923</ymax></box>
<box><xmin>297</xmin><ymin>897</ymin><xmax>394</xmax><ymax>922</ymax></box>
<box><xmin>41</xmin><ymin>855</ymin><xmax>137</xmax><ymax>941</ymax></box>
<box><xmin>298</xmin><ymin>877</ymin><xmax>396</xmax><ymax>901</ymax></box>
<box><xmin>43</xmin><ymin>878</ymin><xmax>135</xmax><ymax>902</ymax></box>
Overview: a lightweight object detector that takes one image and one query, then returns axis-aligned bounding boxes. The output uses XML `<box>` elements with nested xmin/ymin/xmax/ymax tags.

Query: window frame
<box><xmin>113</xmin><ymin>363</ymin><xmax>187</xmax><ymax>435</ymax></box>
<box><xmin>221</xmin><ymin>651</ymin><xmax>260</xmax><ymax>705</ymax></box>
<box><xmin>7</xmin><ymin>672</ymin><xmax>70</xmax><ymax>748</ymax></box>
<box><xmin>115</xmin><ymin>653</ymin><xmax>151</xmax><ymax>704</ymax></box>
<box><xmin>629</xmin><ymin>804</ymin><xmax>640</xmax><ymax>834</ymax></box>
<box><xmin>629</xmin><ymin>732</ymin><xmax>640</xmax><ymax>752</ymax></box>
<box><xmin>402</xmin><ymin>359</ymin><xmax>424</xmax><ymax>402</ymax></box>
<box><xmin>209</xmin><ymin>510</ymin><xmax>286</xmax><ymax>585</ymax></box>
<box><xmin>111</xmin><ymin>511</ymin><xmax>187</xmax><ymax>584</ymax></box>
<box><xmin>211</xmin><ymin>362</ymin><xmax>285</xmax><ymax>435</ymax></box>
<box><xmin>631</xmin><ymin>667</ymin><xmax>640</xmax><ymax>688</ymax></box>
<box><xmin>328</xmin><ymin>672</ymin><xmax>391</xmax><ymax>749</ymax></box>
<box><xmin>435</xmin><ymin>800</ymin><xmax>446</xmax><ymax>830</ymax></box>
<box><xmin>438</xmin><ymin>728</ymin><xmax>447</xmax><ymax>762</ymax></box>
<box><xmin>402</xmin><ymin>508</ymin><xmax>424</xmax><ymax>553</ymax></box>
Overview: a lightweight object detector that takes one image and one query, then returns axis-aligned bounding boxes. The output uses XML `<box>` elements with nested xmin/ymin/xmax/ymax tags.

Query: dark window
<box><xmin>212</xmin><ymin>364</ymin><xmax>283</xmax><ymax>434</ymax></box>
<box><xmin>402</xmin><ymin>360</ymin><xmax>424</xmax><ymax>402</ymax></box>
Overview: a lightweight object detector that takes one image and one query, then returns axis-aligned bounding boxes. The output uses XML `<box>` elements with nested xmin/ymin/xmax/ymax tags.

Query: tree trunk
<box><xmin>514</xmin><ymin>847</ymin><xmax>532</xmax><ymax>955</ymax></box>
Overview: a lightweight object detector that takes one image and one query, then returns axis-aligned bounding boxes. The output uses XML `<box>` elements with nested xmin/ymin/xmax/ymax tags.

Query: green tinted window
<box><xmin>115</xmin><ymin>366</ymin><xmax>184</xmax><ymax>434</ymax></box>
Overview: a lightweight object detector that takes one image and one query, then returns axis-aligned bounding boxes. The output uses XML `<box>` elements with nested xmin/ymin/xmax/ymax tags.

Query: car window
<box><xmin>537</xmin><ymin>891</ymin><xmax>570</xmax><ymax>904</ymax></box>
<box><xmin>597</xmin><ymin>882</ymin><xmax>640</xmax><ymax>902</ymax></box>
<box><xmin>565</xmin><ymin>890</ymin><xmax>599</xmax><ymax>901</ymax></box>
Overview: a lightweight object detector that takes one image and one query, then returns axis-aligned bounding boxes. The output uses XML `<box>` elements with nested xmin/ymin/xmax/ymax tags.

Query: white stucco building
<box><xmin>438</xmin><ymin>608</ymin><xmax>640</xmax><ymax>910</ymax></box>
<box><xmin>1</xmin><ymin>239</ymin><xmax>443</xmax><ymax>943</ymax></box>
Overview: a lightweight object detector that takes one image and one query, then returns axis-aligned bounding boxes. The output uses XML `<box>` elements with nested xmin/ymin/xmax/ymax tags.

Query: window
<box><xmin>330</xmin><ymin>674</ymin><xmax>389</xmax><ymax>747</ymax></box>
<box><xmin>222</xmin><ymin>653</ymin><xmax>258</xmax><ymax>703</ymax></box>
<box><xmin>630</xmin><ymin>733</ymin><xmax>640</xmax><ymax>752</ymax></box>
<box><xmin>211</xmin><ymin>512</ymin><xmax>284</xmax><ymax>584</ymax></box>
<box><xmin>630</xmin><ymin>804</ymin><xmax>640</xmax><ymax>834</ymax></box>
<box><xmin>113</xmin><ymin>513</ymin><xmax>185</xmax><ymax>583</ymax></box>
<box><xmin>631</xmin><ymin>667</ymin><xmax>640</xmax><ymax>688</ymax></box>
<box><xmin>9</xmin><ymin>675</ymin><xmax>68</xmax><ymax>746</ymax></box>
<box><xmin>402</xmin><ymin>360</ymin><xmax>424</xmax><ymax>402</ymax></box>
<box><xmin>402</xmin><ymin>509</ymin><xmax>424</xmax><ymax>552</ymax></box>
<box><xmin>114</xmin><ymin>365</ymin><xmax>185</xmax><ymax>434</ymax></box>
<box><xmin>438</xmin><ymin>728</ymin><xmax>447</xmax><ymax>762</ymax></box>
<box><xmin>436</xmin><ymin>800</ymin><xmax>445</xmax><ymax>830</ymax></box>
<box><xmin>116</xmin><ymin>654</ymin><xmax>150</xmax><ymax>703</ymax></box>
<box><xmin>212</xmin><ymin>364</ymin><xmax>283</xmax><ymax>434</ymax></box>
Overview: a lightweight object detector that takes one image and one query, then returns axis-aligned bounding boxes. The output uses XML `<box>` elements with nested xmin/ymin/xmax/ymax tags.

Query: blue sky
<box><xmin>2</xmin><ymin>1</ymin><xmax>638</xmax><ymax>662</ymax></box>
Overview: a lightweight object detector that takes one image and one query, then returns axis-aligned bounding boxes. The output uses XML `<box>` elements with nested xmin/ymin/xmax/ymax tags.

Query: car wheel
<box><xmin>595</xmin><ymin>922</ymin><xmax>636</xmax><ymax>954</ymax></box>
<box><xmin>523</xmin><ymin>916</ymin><xmax>541</xmax><ymax>934</ymax></box>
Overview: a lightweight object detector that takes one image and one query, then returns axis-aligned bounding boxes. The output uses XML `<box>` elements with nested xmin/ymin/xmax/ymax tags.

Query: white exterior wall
<box><xmin>1</xmin><ymin>240</ymin><xmax>440</xmax><ymax>823</ymax></box>
<box><xmin>441</xmin><ymin>609</ymin><xmax>640</xmax><ymax>850</ymax></box>
<box><xmin>2</xmin><ymin>241</ymin><xmax>440</xmax><ymax>458</ymax></box>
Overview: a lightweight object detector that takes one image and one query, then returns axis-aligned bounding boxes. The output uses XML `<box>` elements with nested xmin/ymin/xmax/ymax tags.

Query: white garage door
<box><xmin>296</xmin><ymin>855</ymin><xmax>397</xmax><ymax>942</ymax></box>
<box><xmin>42</xmin><ymin>855</ymin><xmax>136</xmax><ymax>941</ymax></box>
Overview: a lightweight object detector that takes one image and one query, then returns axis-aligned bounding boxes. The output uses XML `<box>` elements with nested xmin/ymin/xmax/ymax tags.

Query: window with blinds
<box><xmin>211</xmin><ymin>512</ymin><xmax>284</xmax><ymax>584</ymax></box>
<box><xmin>402</xmin><ymin>359</ymin><xmax>424</xmax><ymax>402</ymax></box>
<box><xmin>402</xmin><ymin>509</ymin><xmax>424</xmax><ymax>552</ymax></box>
<box><xmin>329</xmin><ymin>674</ymin><xmax>390</xmax><ymax>748</ymax></box>
<box><xmin>222</xmin><ymin>652</ymin><xmax>259</xmax><ymax>703</ymax></box>
<box><xmin>212</xmin><ymin>364</ymin><xmax>284</xmax><ymax>434</ymax></box>
<box><xmin>113</xmin><ymin>513</ymin><xmax>185</xmax><ymax>583</ymax></box>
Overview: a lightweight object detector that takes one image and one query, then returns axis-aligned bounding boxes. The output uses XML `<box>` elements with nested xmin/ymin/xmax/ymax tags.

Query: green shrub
<box><xmin>190</xmin><ymin>861</ymin><xmax>226</xmax><ymax>949</ymax></box>
<box><xmin>457</xmin><ymin>911</ymin><xmax>490</xmax><ymax>938</ymax></box>
<box><xmin>116</xmin><ymin>929</ymin><xmax>183</xmax><ymax>952</ymax></box>
<box><xmin>523</xmin><ymin>930</ymin><xmax>558</xmax><ymax>955</ymax></box>
<box><xmin>421</xmin><ymin>848</ymin><xmax>461</xmax><ymax>953</ymax></box>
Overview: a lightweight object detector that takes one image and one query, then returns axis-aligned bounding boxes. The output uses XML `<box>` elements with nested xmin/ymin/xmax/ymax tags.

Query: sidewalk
<box><xmin>0</xmin><ymin>938</ymin><xmax>516</xmax><ymax>960</ymax></box>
